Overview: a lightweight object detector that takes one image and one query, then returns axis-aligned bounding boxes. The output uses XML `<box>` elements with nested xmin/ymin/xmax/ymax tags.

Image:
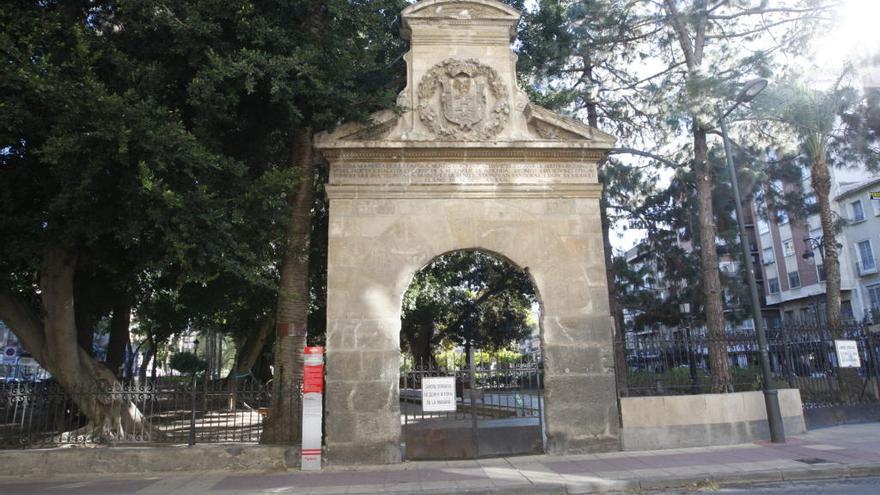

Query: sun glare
<box><xmin>814</xmin><ymin>0</ymin><xmax>880</xmax><ymax>74</ymax></box>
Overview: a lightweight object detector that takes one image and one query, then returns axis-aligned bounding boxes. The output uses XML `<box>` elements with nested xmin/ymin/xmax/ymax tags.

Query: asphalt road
<box><xmin>2</xmin><ymin>475</ymin><xmax>879</xmax><ymax>494</ymax></box>
<box><xmin>653</xmin><ymin>476</ymin><xmax>880</xmax><ymax>494</ymax></box>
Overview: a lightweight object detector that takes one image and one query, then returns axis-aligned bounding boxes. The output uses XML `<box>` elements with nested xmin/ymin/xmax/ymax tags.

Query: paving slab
<box><xmin>2</xmin><ymin>423</ymin><xmax>880</xmax><ymax>494</ymax></box>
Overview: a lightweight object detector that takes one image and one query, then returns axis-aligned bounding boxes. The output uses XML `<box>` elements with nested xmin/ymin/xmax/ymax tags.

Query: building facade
<box><xmin>752</xmin><ymin>169</ymin><xmax>880</xmax><ymax>326</ymax></box>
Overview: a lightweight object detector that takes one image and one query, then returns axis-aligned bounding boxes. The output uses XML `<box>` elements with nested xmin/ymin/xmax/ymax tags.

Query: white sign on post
<box><xmin>422</xmin><ymin>376</ymin><xmax>456</xmax><ymax>412</ymax></box>
<box><xmin>835</xmin><ymin>340</ymin><xmax>862</xmax><ymax>368</ymax></box>
<box><xmin>301</xmin><ymin>347</ymin><xmax>324</xmax><ymax>471</ymax></box>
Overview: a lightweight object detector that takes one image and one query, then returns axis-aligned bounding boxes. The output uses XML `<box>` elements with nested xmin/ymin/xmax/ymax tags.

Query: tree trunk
<box><xmin>138</xmin><ymin>334</ymin><xmax>154</xmax><ymax>383</ymax></box>
<box><xmin>601</xmin><ymin>189</ymin><xmax>628</xmax><ymax>393</ymax></box>
<box><xmin>811</xmin><ymin>152</ymin><xmax>859</xmax><ymax>401</ymax></box>
<box><xmin>229</xmin><ymin>317</ymin><xmax>274</xmax><ymax>380</ymax></box>
<box><xmin>261</xmin><ymin>127</ymin><xmax>315</xmax><ymax>445</ymax></box>
<box><xmin>694</xmin><ymin>127</ymin><xmax>733</xmax><ymax>392</ymax></box>
<box><xmin>811</xmin><ymin>156</ymin><xmax>841</xmax><ymax>330</ymax></box>
<box><xmin>582</xmin><ymin>59</ymin><xmax>628</xmax><ymax>394</ymax></box>
<box><xmin>106</xmin><ymin>297</ymin><xmax>131</xmax><ymax>377</ymax></box>
<box><xmin>0</xmin><ymin>245</ymin><xmax>157</xmax><ymax>442</ymax></box>
<box><xmin>408</xmin><ymin>322</ymin><xmax>435</xmax><ymax>366</ymax></box>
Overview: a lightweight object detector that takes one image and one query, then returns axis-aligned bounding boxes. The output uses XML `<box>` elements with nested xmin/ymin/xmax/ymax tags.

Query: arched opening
<box><xmin>398</xmin><ymin>249</ymin><xmax>545</xmax><ymax>460</ymax></box>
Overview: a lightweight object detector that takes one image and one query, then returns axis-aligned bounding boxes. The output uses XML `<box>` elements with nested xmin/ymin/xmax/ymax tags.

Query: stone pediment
<box><xmin>401</xmin><ymin>0</ymin><xmax>520</xmax><ymax>24</ymax></box>
<box><xmin>524</xmin><ymin>105</ymin><xmax>616</xmax><ymax>146</ymax></box>
<box><xmin>316</xmin><ymin>103</ymin><xmax>615</xmax><ymax>149</ymax></box>
<box><xmin>315</xmin><ymin>0</ymin><xmax>615</xmax><ymax>151</ymax></box>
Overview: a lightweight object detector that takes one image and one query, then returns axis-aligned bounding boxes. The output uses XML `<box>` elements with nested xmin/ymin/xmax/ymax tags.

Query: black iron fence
<box><xmin>617</xmin><ymin>321</ymin><xmax>880</xmax><ymax>408</ymax></box>
<box><xmin>400</xmin><ymin>353</ymin><xmax>544</xmax><ymax>424</ymax></box>
<box><xmin>0</xmin><ymin>368</ymin><xmax>293</xmax><ymax>449</ymax></box>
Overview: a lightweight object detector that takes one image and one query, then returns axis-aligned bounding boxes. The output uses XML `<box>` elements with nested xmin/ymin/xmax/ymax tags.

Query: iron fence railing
<box><xmin>400</xmin><ymin>353</ymin><xmax>543</xmax><ymax>425</ymax></box>
<box><xmin>0</xmin><ymin>369</ymin><xmax>295</xmax><ymax>449</ymax></box>
<box><xmin>616</xmin><ymin>321</ymin><xmax>880</xmax><ymax>408</ymax></box>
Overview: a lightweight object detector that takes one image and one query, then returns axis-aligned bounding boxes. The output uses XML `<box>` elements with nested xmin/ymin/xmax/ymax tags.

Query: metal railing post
<box><xmin>467</xmin><ymin>346</ymin><xmax>479</xmax><ymax>457</ymax></box>
<box><xmin>188</xmin><ymin>374</ymin><xmax>197</xmax><ymax>446</ymax></box>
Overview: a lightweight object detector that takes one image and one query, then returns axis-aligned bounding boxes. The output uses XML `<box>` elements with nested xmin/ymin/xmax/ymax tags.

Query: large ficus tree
<box><xmin>0</xmin><ymin>1</ymin><xmax>262</xmax><ymax>439</ymax></box>
<box><xmin>107</xmin><ymin>0</ymin><xmax>409</xmax><ymax>445</ymax></box>
<box><xmin>0</xmin><ymin>0</ymin><xmax>406</xmax><ymax>443</ymax></box>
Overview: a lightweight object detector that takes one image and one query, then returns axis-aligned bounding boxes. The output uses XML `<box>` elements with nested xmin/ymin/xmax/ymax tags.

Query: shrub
<box><xmin>169</xmin><ymin>352</ymin><xmax>208</xmax><ymax>375</ymax></box>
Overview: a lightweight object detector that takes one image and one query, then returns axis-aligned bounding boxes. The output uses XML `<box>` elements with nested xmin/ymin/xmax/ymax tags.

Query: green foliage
<box><xmin>0</xmin><ymin>0</ymin><xmax>407</xmax><ymax>371</ymax></box>
<box><xmin>401</xmin><ymin>251</ymin><xmax>537</xmax><ymax>361</ymax></box>
<box><xmin>169</xmin><ymin>351</ymin><xmax>208</xmax><ymax>375</ymax></box>
<box><xmin>433</xmin><ymin>348</ymin><xmax>525</xmax><ymax>369</ymax></box>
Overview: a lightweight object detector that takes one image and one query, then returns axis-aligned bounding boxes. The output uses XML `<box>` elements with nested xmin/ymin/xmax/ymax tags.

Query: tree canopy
<box><xmin>401</xmin><ymin>251</ymin><xmax>538</xmax><ymax>363</ymax></box>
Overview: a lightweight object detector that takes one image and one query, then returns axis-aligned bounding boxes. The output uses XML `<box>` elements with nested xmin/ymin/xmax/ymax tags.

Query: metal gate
<box><xmin>400</xmin><ymin>349</ymin><xmax>544</xmax><ymax>460</ymax></box>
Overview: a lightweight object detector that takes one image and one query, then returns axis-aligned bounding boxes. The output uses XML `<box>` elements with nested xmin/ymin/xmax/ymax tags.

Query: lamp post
<box><xmin>719</xmin><ymin>78</ymin><xmax>785</xmax><ymax>443</ymax></box>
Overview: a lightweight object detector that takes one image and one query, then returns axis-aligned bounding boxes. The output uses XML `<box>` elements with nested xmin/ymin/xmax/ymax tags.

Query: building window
<box><xmin>873</xmin><ymin>198</ymin><xmax>880</xmax><ymax>216</ymax></box>
<box><xmin>867</xmin><ymin>284</ymin><xmax>880</xmax><ymax>311</ymax></box>
<box><xmin>842</xmin><ymin>300</ymin><xmax>855</xmax><ymax>321</ymax></box>
<box><xmin>857</xmin><ymin>240</ymin><xmax>876</xmax><ymax>273</ymax></box>
<box><xmin>801</xmin><ymin>307</ymin><xmax>816</xmax><ymax>322</ymax></box>
<box><xmin>757</xmin><ymin>218</ymin><xmax>770</xmax><ymax>234</ymax></box>
<box><xmin>788</xmin><ymin>271</ymin><xmax>801</xmax><ymax>289</ymax></box>
<box><xmin>768</xmin><ymin>277</ymin><xmax>780</xmax><ymax>294</ymax></box>
<box><xmin>763</xmin><ymin>247</ymin><xmax>775</xmax><ymax>264</ymax></box>
<box><xmin>804</xmin><ymin>193</ymin><xmax>817</xmax><ymax>206</ymax></box>
<box><xmin>777</xmin><ymin>209</ymin><xmax>789</xmax><ymax>224</ymax></box>
<box><xmin>782</xmin><ymin>239</ymin><xmax>795</xmax><ymax>257</ymax></box>
<box><xmin>851</xmin><ymin>200</ymin><xmax>865</xmax><ymax>222</ymax></box>
<box><xmin>817</xmin><ymin>264</ymin><xmax>826</xmax><ymax>282</ymax></box>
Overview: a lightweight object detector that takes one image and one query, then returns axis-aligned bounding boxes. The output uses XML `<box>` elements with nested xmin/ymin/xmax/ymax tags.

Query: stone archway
<box><xmin>399</xmin><ymin>248</ymin><xmax>545</xmax><ymax>460</ymax></box>
<box><xmin>316</xmin><ymin>0</ymin><xmax>619</xmax><ymax>465</ymax></box>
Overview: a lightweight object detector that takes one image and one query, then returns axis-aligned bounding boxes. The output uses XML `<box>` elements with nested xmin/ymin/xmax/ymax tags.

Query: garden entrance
<box><xmin>315</xmin><ymin>0</ymin><xmax>619</xmax><ymax>464</ymax></box>
<box><xmin>401</xmin><ymin>350</ymin><xmax>544</xmax><ymax>460</ymax></box>
<box><xmin>397</xmin><ymin>250</ymin><xmax>545</xmax><ymax>460</ymax></box>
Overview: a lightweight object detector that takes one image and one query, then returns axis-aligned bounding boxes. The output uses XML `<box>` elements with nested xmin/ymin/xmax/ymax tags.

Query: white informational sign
<box><xmin>835</xmin><ymin>340</ymin><xmax>862</xmax><ymax>368</ymax></box>
<box><xmin>421</xmin><ymin>376</ymin><xmax>456</xmax><ymax>412</ymax></box>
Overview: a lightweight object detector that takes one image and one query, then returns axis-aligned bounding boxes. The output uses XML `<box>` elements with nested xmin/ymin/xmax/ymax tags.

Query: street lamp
<box><xmin>718</xmin><ymin>78</ymin><xmax>786</xmax><ymax>443</ymax></box>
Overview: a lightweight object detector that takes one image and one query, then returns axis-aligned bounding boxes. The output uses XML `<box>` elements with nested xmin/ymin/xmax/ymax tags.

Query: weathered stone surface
<box><xmin>620</xmin><ymin>389</ymin><xmax>808</xmax><ymax>451</ymax></box>
<box><xmin>315</xmin><ymin>0</ymin><xmax>619</xmax><ymax>464</ymax></box>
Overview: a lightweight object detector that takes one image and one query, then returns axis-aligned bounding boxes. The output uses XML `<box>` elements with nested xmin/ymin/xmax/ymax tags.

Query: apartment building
<box><xmin>839</xmin><ymin>177</ymin><xmax>880</xmax><ymax>320</ymax></box>
<box><xmin>752</xmin><ymin>169</ymin><xmax>880</xmax><ymax>326</ymax></box>
<box><xmin>621</xmin><ymin>236</ymin><xmax>755</xmax><ymax>343</ymax></box>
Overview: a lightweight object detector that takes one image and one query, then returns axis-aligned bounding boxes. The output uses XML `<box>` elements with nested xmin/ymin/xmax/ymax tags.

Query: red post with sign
<box><xmin>301</xmin><ymin>347</ymin><xmax>324</xmax><ymax>470</ymax></box>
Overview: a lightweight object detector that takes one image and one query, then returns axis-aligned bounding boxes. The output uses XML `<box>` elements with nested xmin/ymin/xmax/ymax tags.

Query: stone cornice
<box><xmin>319</xmin><ymin>147</ymin><xmax>610</xmax><ymax>163</ymax></box>
<box><xmin>325</xmin><ymin>183</ymin><xmax>602</xmax><ymax>200</ymax></box>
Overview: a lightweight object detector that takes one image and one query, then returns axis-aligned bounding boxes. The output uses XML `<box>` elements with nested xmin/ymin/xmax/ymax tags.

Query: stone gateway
<box><xmin>315</xmin><ymin>0</ymin><xmax>620</xmax><ymax>464</ymax></box>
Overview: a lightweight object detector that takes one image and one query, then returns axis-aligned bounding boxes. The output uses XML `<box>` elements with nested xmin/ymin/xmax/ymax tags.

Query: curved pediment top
<box><xmin>401</xmin><ymin>1</ymin><xmax>520</xmax><ymax>40</ymax></box>
<box><xmin>402</xmin><ymin>0</ymin><xmax>520</xmax><ymax>20</ymax></box>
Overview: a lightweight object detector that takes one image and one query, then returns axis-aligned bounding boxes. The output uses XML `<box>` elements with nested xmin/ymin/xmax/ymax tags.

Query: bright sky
<box><xmin>816</xmin><ymin>0</ymin><xmax>880</xmax><ymax>68</ymax></box>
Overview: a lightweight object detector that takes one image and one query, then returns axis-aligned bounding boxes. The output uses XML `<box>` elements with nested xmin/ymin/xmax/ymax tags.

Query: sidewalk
<box><xmin>2</xmin><ymin>423</ymin><xmax>879</xmax><ymax>494</ymax></box>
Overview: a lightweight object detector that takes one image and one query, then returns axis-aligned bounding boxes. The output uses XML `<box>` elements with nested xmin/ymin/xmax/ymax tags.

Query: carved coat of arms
<box><xmin>440</xmin><ymin>74</ymin><xmax>487</xmax><ymax>130</ymax></box>
<box><xmin>417</xmin><ymin>59</ymin><xmax>510</xmax><ymax>140</ymax></box>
